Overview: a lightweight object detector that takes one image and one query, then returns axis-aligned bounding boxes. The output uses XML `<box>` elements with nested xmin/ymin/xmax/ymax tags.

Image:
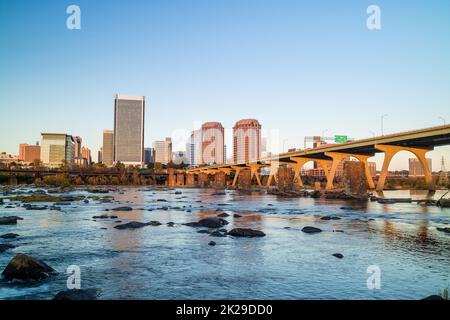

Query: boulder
<box><xmin>227</xmin><ymin>228</ymin><xmax>266</xmax><ymax>237</ymax></box>
<box><xmin>421</xmin><ymin>295</ymin><xmax>444</xmax><ymax>300</ymax></box>
<box><xmin>92</xmin><ymin>215</ymin><xmax>118</xmax><ymax>219</ymax></box>
<box><xmin>114</xmin><ymin>221</ymin><xmax>149</xmax><ymax>230</ymax></box>
<box><xmin>184</xmin><ymin>217</ymin><xmax>228</xmax><ymax>229</ymax></box>
<box><xmin>53</xmin><ymin>289</ymin><xmax>100</xmax><ymax>300</ymax></box>
<box><xmin>148</xmin><ymin>221</ymin><xmax>162</xmax><ymax>226</ymax></box>
<box><xmin>332</xmin><ymin>253</ymin><xmax>344</xmax><ymax>259</ymax></box>
<box><xmin>208</xmin><ymin>241</ymin><xmax>216</xmax><ymax>246</ymax></box>
<box><xmin>233</xmin><ymin>214</ymin><xmax>242</xmax><ymax>218</ymax></box>
<box><xmin>0</xmin><ymin>233</ymin><xmax>19</xmax><ymax>239</ymax></box>
<box><xmin>0</xmin><ymin>216</ymin><xmax>23</xmax><ymax>225</ymax></box>
<box><xmin>167</xmin><ymin>222</ymin><xmax>175</xmax><ymax>227</ymax></box>
<box><xmin>2</xmin><ymin>254</ymin><xmax>57</xmax><ymax>281</ymax></box>
<box><xmin>302</xmin><ymin>226</ymin><xmax>322</xmax><ymax>234</ymax></box>
<box><xmin>111</xmin><ymin>206</ymin><xmax>133</xmax><ymax>211</ymax></box>
<box><xmin>217</xmin><ymin>212</ymin><xmax>230</xmax><ymax>218</ymax></box>
<box><xmin>0</xmin><ymin>243</ymin><xmax>16</xmax><ymax>253</ymax></box>
<box><xmin>210</xmin><ymin>230</ymin><xmax>226</xmax><ymax>237</ymax></box>
<box><xmin>321</xmin><ymin>216</ymin><xmax>341</xmax><ymax>221</ymax></box>
<box><xmin>436</xmin><ymin>227</ymin><xmax>450</xmax><ymax>234</ymax></box>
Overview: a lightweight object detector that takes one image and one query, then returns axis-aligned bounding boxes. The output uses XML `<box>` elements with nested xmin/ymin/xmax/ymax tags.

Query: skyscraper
<box><xmin>73</xmin><ymin>136</ymin><xmax>82</xmax><ymax>159</ymax></box>
<box><xmin>187</xmin><ymin>129</ymin><xmax>202</xmax><ymax>166</ymax></box>
<box><xmin>102</xmin><ymin>129</ymin><xmax>114</xmax><ymax>166</ymax></box>
<box><xmin>233</xmin><ymin>119</ymin><xmax>261</xmax><ymax>163</ymax></box>
<box><xmin>40</xmin><ymin>133</ymin><xmax>75</xmax><ymax>167</ymax></box>
<box><xmin>153</xmin><ymin>138</ymin><xmax>172</xmax><ymax>164</ymax></box>
<box><xmin>144</xmin><ymin>147</ymin><xmax>155</xmax><ymax>165</ymax></box>
<box><xmin>201</xmin><ymin>122</ymin><xmax>224</xmax><ymax>164</ymax></box>
<box><xmin>98</xmin><ymin>148</ymin><xmax>103</xmax><ymax>164</ymax></box>
<box><xmin>113</xmin><ymin>94</ymin><xmax>145</xmax><ymax>166</ymax></box>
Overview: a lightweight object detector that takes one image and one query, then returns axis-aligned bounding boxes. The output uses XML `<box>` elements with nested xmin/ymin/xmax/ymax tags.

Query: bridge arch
<box><xmin>375</xmin><ymin>144</ymin><xmax>434</xmax><ymax>192</ymax></box>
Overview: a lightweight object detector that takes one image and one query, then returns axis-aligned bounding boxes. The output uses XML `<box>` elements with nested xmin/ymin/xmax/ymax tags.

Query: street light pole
<box><xmin>381</xmin><ymin>114</ymin><xmax>388</xmax><ymax>136</ymax></box>
<box><xmin>439</xmin><ymin>117</ymin><xmax>446</xmax><ymax>125</ymax></box>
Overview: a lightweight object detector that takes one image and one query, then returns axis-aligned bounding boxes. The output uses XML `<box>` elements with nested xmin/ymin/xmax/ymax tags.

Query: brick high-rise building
<box><xmin>201</xmin><ymin>122</ymin><xmax>224</xmax><ymax>164</ymax></box>
<box><xmin>233</xmin><ymin>119</ymin><xmax>261</xmax><ymax>164</ymax></box>
<box><xmin>18</xmin><ymin>143</ymin><xmax>40</xmax><ymax>164</ymax></box>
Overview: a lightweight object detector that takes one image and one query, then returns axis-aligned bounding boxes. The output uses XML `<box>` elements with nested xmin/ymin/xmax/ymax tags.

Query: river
<box><xmin>0</xmin><ymin>187</ymin><xmax>449</xmax><ymax>300</ymax></box>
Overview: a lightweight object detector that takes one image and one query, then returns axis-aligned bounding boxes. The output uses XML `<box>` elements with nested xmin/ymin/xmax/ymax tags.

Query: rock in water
<box><xmin>436</xmin><ymin>227</ymin><xmax>450</xmax><ymax>234</ymax></box>
<box><xmin>114</xmin><ymin>221</ymin><xmax>149</xmax><ymax>230</ymax></box>
<box><xmin>2</xmin><ymin>254</ymin><xmax>57</xmax><ymax>281</ymax></box>
<box><xmin>184</xmin><ymin>217</ymin><xmax>228</xmax><ymax>228</ymax></box>
<box><xmin>421</xmin><ymin>295</ymin><xmax>444</xmax><ymax>300</ymax></box>
<box><xmin>217</xmin><ymin>212</ymin><xmax>230</xmax><ymax>218</ymax></box>
<box><xmin>302</xmin><ymin>226</ymin><xmax>322</xmax><ymax>234</ymax></box>
<box><xmin>0</xmin><ymin>216</ymin><xmax>23</xmax><ymax>225</ymax></box>
<box><xmin>208</xmin><ymin>241</ymin><xmax>216</xmax><ymax>246</ymax></box>
<box><xmin>0</xmin><ymin>233</ymin><xmax>19</xmax><ymax>239</ymax></box>
<box><xmin>227</xmin><ymin>228</ymin><xmax>266</xmax><ymax>237</ymax></box>
<box><xmin>111</xmin><ymin>206</ymin><xmax>133</xmax><ymax>211</ymax></box>
<box><xmin>0</xmin><ymin>244</ymin><xmax>16</xmax><ymax>253</ymax></box>
<box><xmin>53</xmin><ymin>289</ymin><xmax>100</xmax><ymax>300</ymax></box>
<box><xmin>332</xmin><ymin>253</ymin><xmax>344</xmax><ymax>259</ymax></box>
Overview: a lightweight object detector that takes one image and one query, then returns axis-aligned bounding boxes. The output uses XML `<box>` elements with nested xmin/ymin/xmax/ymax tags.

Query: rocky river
<box><xmin>0</xmin><ymin>186</ymin><xmax>449</xmax><ymax>300</ymax></box>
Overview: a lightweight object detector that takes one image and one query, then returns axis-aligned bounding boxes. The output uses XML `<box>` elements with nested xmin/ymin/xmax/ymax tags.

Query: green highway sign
<box><xmin>334</xmin><ymin>135</ymin><xmax>348</xmax><ymax>143</ymax></box>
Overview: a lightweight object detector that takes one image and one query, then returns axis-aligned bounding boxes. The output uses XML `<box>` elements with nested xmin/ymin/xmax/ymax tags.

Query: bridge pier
<box><xmin>198</xmin><ymin>173</ymin><xmax>209</xmax><ymax>188</ymax></box>
<box><xmin>167</xmin><ymin>168</ymin><xmax>177</xmax><ymax>187</ymax></box>
<box><xmin>277</xmin><ymin>167</ymin><xmax>294</xmax><ymax>191</ymax></box>
<box><xmin>214</xmin><ymin>171</ymin><xmax>226</xmax><ymax>189</ymax></box>
<box><xmin>9</xmin><ymin>173</ymin><xmax>18</xmax><ymax>186</ymax></box>
<box><xmin>324</xmin><ymin>152</ymin><xmax>375</xmax><ymax>190</ymax></box>
<box><xmin>248</xmin><ymin>164</ymin><xmax>263</xmax><ymax>187</ymax></box>
<box><xmin>176</xmin><ymin>172</ymin><xmax>185</xmax><ymax>187</ymax></box>
<box><xmin>375</xmin><ymin>144</ymin><xmax>435</xmax><ymax>192</ymax></box>
<box><xmin>231</xmin><ymin>166</ymin><xmax>244</xmax><ymax>187</ymax></box>
<box><xmin>186</xmin><ymin>173</ymin><xmax>197</xmax><ymax>187</ymax></box>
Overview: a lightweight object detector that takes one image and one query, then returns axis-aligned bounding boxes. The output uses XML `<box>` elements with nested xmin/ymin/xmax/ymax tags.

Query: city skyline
<box><xmin>1</xmin><ymin>1</ymin><xmax>449</xmax><ymax>170</ymax></box>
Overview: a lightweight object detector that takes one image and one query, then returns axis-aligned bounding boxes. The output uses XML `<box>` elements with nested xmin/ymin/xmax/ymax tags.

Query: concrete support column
<box><xmin>375</xmin><ymin>144</ymin><xmax>434</xmax><ymax>192</ymax></box>
<box><xmin>324</xmin><ymin>152</ymin><xmax>376</xmax><ymax>190</ymax></box>
<box><xmin>186</xmin><ymin>173</ymin><xmax>196</xmax><ymax>187</ymax></box>
<box><xmin>266</xmin><ymin>163</ymin><xmax>280</xmax><ymax>187</ymax></box>
<box><xmin>214</xmin><ymin>171</ymin><xmax>226</xmax><ymax>189</ymax></box>
<box><xmin>248</xmin><ymin>164</ymin><xmax>263</xmax><ymax>187</ymax></box>
<box><xmin>290</xmin><ymin>157</ymin><xmax>310</xmax><ymax>188</ymax></box>
<box><xmin>352</xmin><ymin>155</ymin><xmax>376</xmax><ymax>190</ymax></box>
<box><xmin>324</xmin><ymin>152</ymin><xmax>347</xmax><ymax>190</ymax></box>
<box><xmin>176</xmin><ymin>173</ymin><xmax>185</xmax><ymax>187</ymax></box>
<box><xmin>198</xmin><ymin>172</ymin><xmax>209</xmax><ymax>188</ymax></box>
<box><xmin>316</xmin><ymin>159</ymin><xmax>330</xmax><ymax>190</ymax></box>
<box><xmin>167</xmin><ymin>168</ymin><xmax>176</xmax><ymax>187</ymax></box>
<box><xmin>231</xmin><ymin>166</ymin><xmax>244</xmax><ymax>187</ymax></box>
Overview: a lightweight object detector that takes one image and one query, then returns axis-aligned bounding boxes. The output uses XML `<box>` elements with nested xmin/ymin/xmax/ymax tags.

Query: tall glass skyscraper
<box><xmin>113</xmin><ymin>94</ymin><xmax>145</xmax><ymax>166</ymax></box>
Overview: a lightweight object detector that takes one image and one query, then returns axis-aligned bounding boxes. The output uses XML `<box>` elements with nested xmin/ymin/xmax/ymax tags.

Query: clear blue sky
<box><xmin>1</xmin><ymin>0</ymin><xmax>449</xmax><ymax>170</ymax></box>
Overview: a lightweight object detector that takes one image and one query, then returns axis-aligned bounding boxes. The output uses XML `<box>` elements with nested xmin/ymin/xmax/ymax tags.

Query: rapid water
<box><xmin>0</xmin><ymin>187</ymin><xmax>449</xmax><ymax>300</ymax></box>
